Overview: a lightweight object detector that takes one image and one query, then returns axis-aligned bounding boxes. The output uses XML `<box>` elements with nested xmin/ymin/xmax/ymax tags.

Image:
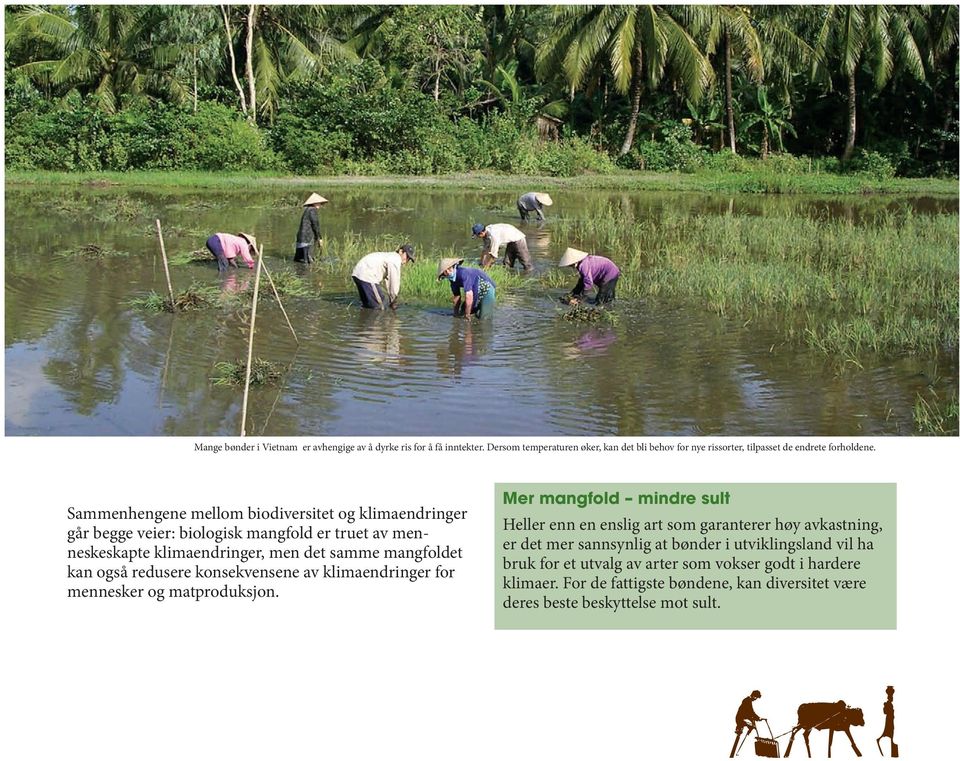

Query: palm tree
<box><xmin>537</xmin><ymin>5</ymin><xmax>713</xmax><ymax>156</ymax></box>
<box><xmin>340</xmin><ymin>5</ymin><xmax>483</xmax><ymax>103</ymax></box>
<box><xmin>6</xmin><ymin>5</ymin><xmax>187</xmax><ymax>113</ymax></box>
<box><xmin>814</xmin><ymin>5</ymin><xmax>925</xmax><ymax>161</ymax></box>
<box><xmin>918</xmin><ymin>5</ymin><xmax>959</xmax><ymax>160</ymax></box>
<box><xmin>687</xmin><ymin>5</ymin><xmax>763</xmax><ymax>154</ymax></box>
<box><xmin>922</xmin><ymin>4</ymin><xmax>959</xmax><ymax>65</ymax></box>
<box><xmin>220</xmin><ymin>4</ymin><xmax>356</xmax><ymax>124</ymax></box>
<box><xmin>478</xmin><ymin>5</ymin><xmax>548</xmax><ymax>84</ymax></box>
<box><xmin>749</xmin><ymin>5</ymin><xmax>818</xmax><ymax>132</ymax></box>
<box><xmin>152</xmin><ymin>6</ymin><xmax>221</xmax><ymax>113</ymax></box>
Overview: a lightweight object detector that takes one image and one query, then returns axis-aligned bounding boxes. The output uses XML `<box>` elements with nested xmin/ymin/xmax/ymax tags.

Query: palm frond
<box><xmin>661</xmin><ymin>10</ymin><xmax>713</xmax><ymax>101</ymax></box>
<box><xmin>608</xmin><ymin>10</ymin><xmax>636</xmax><ymax>94</ymax></box>
<box><xmin>889</xmin><ymin>12</ymin><xmax>926</xmax><ymax>82</ymax></box>
<box><xmin>839</xmin><ymin>5</ymin><xmax>867</xmax><ymax>78</ymax></box>
<box><xmin>9</xmin><ymin>7</ymin><xmax>75</xmax><ymax>45</ymax></box>
<box><xmin>722</xmin><ymin>6</ymin><xmax>764</xmax><ymax>82</ymax></box>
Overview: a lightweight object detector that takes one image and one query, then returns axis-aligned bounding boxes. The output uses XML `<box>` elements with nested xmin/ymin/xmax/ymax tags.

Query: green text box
<box><xmin>495</xmin><ymin>483</ymin><xmax>895</xmax><ymax>629</ymax></box>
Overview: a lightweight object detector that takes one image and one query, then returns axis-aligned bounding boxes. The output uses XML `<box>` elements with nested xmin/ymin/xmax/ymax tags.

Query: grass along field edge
<box><xmin>6</xmin><ymin>170</ymin><xmax>958</xmax><ymax>196</ymax></box>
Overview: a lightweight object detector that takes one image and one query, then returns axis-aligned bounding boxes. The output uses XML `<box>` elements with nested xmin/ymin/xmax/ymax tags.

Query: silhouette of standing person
<box><xmin>877</xmin><ymin>686</ymin><xmax>897</xmax><ymax>757</ymax></box>
<box><xmin>730</xmin><ymin>690</ymin><xmax>764</xmax><ymax>757</ymax></box>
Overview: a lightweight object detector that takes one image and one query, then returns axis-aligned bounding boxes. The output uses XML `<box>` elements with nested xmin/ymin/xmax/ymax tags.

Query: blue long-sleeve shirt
<box><xmin>450</xmin><ymin>267</ymin><xmax>494</xmax><ymax>303</ymax></box>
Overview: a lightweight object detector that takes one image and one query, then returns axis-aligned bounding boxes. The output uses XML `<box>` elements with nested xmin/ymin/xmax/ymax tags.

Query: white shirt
<box><xmin>483</xmin><ymin>224</ymin><xmax>525</xmax><ymax>258</ymax></box>
<box><xmin>351</xmin><ymin>252</ymin><xmax>403</xmax><ymax>301</ymax></box>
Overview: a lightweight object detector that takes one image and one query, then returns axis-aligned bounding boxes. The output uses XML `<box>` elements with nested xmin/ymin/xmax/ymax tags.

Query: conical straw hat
<box><xmin>238</xmin><ymin>232</ymin><xmax>258</xmax><ymax>251</ymax></box>
<box><xmin>558</xmin><ymin>247</ymin><xmax>589</xmax><ymax>267</ymax></box>
<box><xmin>437</xmin><ymin>257</ymin><xmax>464</xmax><ymax>280</ymax></box>
<box><xmin>535</xmin><ymin>192</ymin><xmax>554</xmax><ymax>206</ymax></box>
<box><xmin>303</xmin><ymin>193</ymin><xmax>328</xmax><ymax>206</ymax></box>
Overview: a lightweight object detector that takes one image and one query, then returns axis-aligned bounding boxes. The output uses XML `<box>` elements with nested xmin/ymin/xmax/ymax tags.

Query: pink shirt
<box><xmin>215</xmin><ymin>234</ymin><xmax>255</xmax><ymax>268</ymax></box>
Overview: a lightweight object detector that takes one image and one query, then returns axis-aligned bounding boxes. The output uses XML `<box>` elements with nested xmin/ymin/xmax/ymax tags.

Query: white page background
<box><xmin>1</xmin><ymin>435</ymin><xmax>955</xmax><ymax>759</ymax></box>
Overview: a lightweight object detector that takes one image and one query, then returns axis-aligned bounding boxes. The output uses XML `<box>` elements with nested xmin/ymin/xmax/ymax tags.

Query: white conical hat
<box><xmin>535</xmin><ymin>193</ymin><xmax>554</xmax><ymax>206</ymax></box>
<box><xmin>237</xmin><ymin>232</ymin><xmax>258</xmax><ymax>251</ymax></box>
<box><xmin>558</xmin><ymin>247</ymin><xmax>589</xmax><ymax>267</ymax></box>
<box><xmin>303</xmin><ymin>193</ymin><xmax>328</xmax><ymax>206</ymax></box>
<box><xmin>437</xmin><ymin>258</ymin><xmax>464</xmax><ymax>280</ymax></box>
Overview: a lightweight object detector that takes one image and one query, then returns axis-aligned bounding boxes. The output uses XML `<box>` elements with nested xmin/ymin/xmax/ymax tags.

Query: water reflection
<box><xmin>436</xmin><ymin>318</ymin><xmax>493</xmax><ymax>379</ymax></box>
<box><xmin>220</xmin><ymin>270</ymin><xmax>252</xmax><ymax>294</ymax></box>
<box><xmin>563</xmin><ymin>328</ymin><xmax>618</xmax><ymax>359</ymax></box>
<box><xmin>352</xmin><ymin>310</ymin><xmax>404</xmax><ymax>365</ymax></box>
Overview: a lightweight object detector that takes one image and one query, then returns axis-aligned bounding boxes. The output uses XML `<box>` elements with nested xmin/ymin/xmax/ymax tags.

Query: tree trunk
<box><xmin>842</xmin><ymin>68</ymin><xmax>857</xmax><ymax>162</ymax></box>
<box><xmin>619</xmin><ymin>46</ymin><xmax>644</xmax><ymax>156</ymax></box>
<box><xmin>192</xmin><ymin>49</ymin><xmax>198</xmax><ymax>114</ymax></box>
<box><xmin>245</xmin><ymin>4</ymin><xmax>257</xmax><ymax>124</ymax></box>
<box><xmin>724</xmin><ymin>30</ymin><xmax>736</xmax><ymax>155</ymax></box>
<box><xmin>941</xmin><ymin>112</ymin><xmax>952</xmax><ymax>160</ymax></box>
<box><xmin>761</xmin><ymin>124</ymin><xmax>769</xmax><ymax>159</ymax></box>
<box><xmin>220</xmin><ymin>5</ymin><xmax>247</xmax><ymax>116</ymax></box>
<box><xmin>433</xmin><ymin>52</ymin><xmax>441</xmax><ymax>102</ymax></box>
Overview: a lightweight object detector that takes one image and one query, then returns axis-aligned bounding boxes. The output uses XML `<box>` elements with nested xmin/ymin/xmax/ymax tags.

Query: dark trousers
<box><xmin>517</xmin><ymin>202</ymin><xmax>544</xmax><ymax>222</ymax></box>
<box><xmin>596</xmin><ymin>277</ymin><xmax>618</xmax><ymax>304</ymax></box>
<box><xmin>573</xmin><ymin>275</ymin><xmax>618</xmax><ymax>304</ymax></box>
<box><xmin>503</xmin><ymin>239</ymin><xmax>532</xmax><ymax>270</ymax></box>
<box><xmin>206</xmin><ymin>235</ymin><xmax>229</xmax><ymax>273</ymax></box>
<box><xmin>353</xmin><ymin>276</ymin><xmax>385</xmax><ymax>309</ymax></box>
<box><xmin>294</xmin><ymin>243</ymin><xmax>314</xmax><ymax>263</ymax></box>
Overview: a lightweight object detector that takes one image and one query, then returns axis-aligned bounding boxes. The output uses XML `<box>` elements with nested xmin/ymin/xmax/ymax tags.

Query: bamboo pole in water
<box><xmin>155</xmin><ymin>219</ymin><xmax>176</xmax><ymax>310</ymax></box>
<box><xmin>260</xmin><ymin>258</ymin><xmax>299</xmax><ymax>344</ymax></box>
<box><xmin>240</xmin><ymin>245</ymin><xmax>265</xmax><ymax>437</ymax></box>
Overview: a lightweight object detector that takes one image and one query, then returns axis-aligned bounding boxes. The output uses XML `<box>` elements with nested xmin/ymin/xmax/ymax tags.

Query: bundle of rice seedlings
<box><xmin>211</xmin><ymin>358</ymin><xmax>284</xmax><ymax>386</ymax></box>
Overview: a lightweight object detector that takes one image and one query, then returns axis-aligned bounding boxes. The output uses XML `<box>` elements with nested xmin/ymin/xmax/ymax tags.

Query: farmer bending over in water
<box><xmin>472</xmin><ymin>222</ymin><xmax>531</xmax><ymax>270</ymax></box>
<box><xmin>517</xmin><ymin>192</ymin><xmax>553</xmax><ymax>222</ymax></box>
<box><xmin>351</xmin><ymin>244</ymin><xmax>415</xmax><ymax>310</ymax></box>
<box><xmin>205</xmin><ymin>232</ymin><xmax>256</xmax><ymax>273</ymax></box>
<box><xmin>559</xmin><ymin>247</ymin><xmax>620</xmax><ymax>305</ymax></box>
<box><xmin>438</xmin><ymin>257</ymin><xmax>496</xmax><ymax>320</ymax></box>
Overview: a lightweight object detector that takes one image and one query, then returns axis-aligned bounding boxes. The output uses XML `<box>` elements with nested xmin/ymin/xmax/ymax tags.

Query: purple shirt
<box><xmin>576</xmin><ymin>255</ymin><xmax>620</xmax><ymax>291</ymax></box>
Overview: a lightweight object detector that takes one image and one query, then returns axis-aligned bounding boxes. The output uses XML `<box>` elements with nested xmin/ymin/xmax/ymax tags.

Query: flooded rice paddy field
<box><xmin>4</xmin><ymin>186</ymin><xmax>957</xmax><ymax>436</ymax></box>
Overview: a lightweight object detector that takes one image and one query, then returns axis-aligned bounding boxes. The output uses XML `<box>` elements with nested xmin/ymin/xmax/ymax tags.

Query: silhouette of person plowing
<box><xmin>730</xmin><ymin>690</ymin><xmax>764</xmax><ymax>757</ymax></box>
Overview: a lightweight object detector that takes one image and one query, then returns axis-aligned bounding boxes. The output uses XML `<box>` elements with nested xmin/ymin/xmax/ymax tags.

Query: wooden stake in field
<box><xmin>154</xmin><ymin>219</ymin><xmax>176</xmax><ymax>310</ymax></box>
<box><xmin>240</xmin><ymin>245</ymin><xmax>265</xmax><ymax>437</ymax></box>
<box><xmin>260</xmin><ymin>259</ymin><xmax>299</xmax><ymax>344</ymax></box>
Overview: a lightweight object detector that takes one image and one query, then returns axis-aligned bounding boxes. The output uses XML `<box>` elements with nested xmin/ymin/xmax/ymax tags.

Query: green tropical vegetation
<box><xmin>544</xmin><ymin>205</ymin><xmax>958</xmax><ymax>359</ymax></box>
<box><xmin>5</xmin><ymin>4</ymin><xmax>957</xmax><ymax>178</ymax></box>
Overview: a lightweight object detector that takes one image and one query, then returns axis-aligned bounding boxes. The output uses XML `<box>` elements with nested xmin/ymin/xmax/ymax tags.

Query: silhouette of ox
<box><xmin>784</xmin><ymin>700</ymin><xmax>864</xmax><ymax>758</ymax></box>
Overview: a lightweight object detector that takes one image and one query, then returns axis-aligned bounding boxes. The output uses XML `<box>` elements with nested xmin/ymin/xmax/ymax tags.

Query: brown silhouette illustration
<box><xmin>876</xmin><ymin>686</ymin><xmax>898</xmax><ymax>757</ymax></box>
<box><xmin>731</xmin><ymin>690</ymin><xmax>772</xmax><ymax>757</ymax></box>
<box><xmin>784</xmin><ymin>701</ymin><xmax>864</xmax><ymax>757</ymax></box>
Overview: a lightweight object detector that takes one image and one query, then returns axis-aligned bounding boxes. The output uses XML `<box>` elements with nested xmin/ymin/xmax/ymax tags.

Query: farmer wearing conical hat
<box><xmin>438</xmin><ymin>257</ymin><xmax>496</xmax><ymax>320</ymax></box>
<box><xmin>517</xmin><ymin>192</ymin><xmax>553</xmax><ymax>222</ymax></box>
<box><xmin>294</xmin><ymin>192</ymin><xmax>327</xmax><ymax>263</ymax></box>
<box><xmin>558</xmin><ymin>247</ymin><xmax>620</xmax><ymax>305</ymax></box>
<box><xmin>351</xmin><ymin>244</ymin><xmax>415</xmax><ymax>310</ymax></box>
<box><xmin>471</xmin><ymin>221</ymin><xmax>531</xmax><ymax>271</ymax></box>
<box><xmin>205</xmin><ymin>232</ymin><xmax>257</xmax><ymax>273</ymax></box>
